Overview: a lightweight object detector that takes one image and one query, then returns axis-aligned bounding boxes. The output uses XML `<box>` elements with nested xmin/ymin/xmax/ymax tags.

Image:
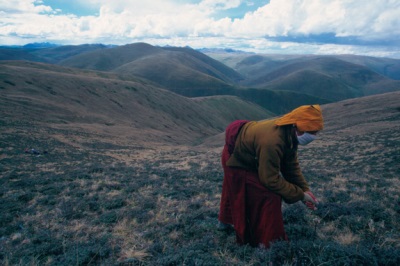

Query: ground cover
<box><xmin>0</xmin><ymin>114</ymin><xmax>399</xmax><ymax>265</ymax></box>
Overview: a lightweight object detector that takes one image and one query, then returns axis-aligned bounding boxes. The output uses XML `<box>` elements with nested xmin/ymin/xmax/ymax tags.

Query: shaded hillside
<box><xmin>207</xmin><ymin>53</ymin><xmax>312</xmax><ymax>80</ymax></box>
<box><xmin>31</xmin><ymin>44</ymin><xmax>108</xmax><ymax>64</ymax></box>
<box><xmin>163</xmin><ymin>46</ymin><xmax>243</xmax><ymax>83</ymax></box>
<box><xmin>193</xmin><ymin>95</ymin><xmax>275</xmax><ymax>122</ymax></box>
<box><xmin>1</xmin><ymin>60</ymin><xmax>127</xmax><ymax>80</ymax></box>
<box><xmin>244</xmin><ymin>57</ymin><xmax>400</xmax><ymax>99</ymax></box>
<box><xmin>171</xmin><ymin>86</ymin><xmax>330</xmax><ymax>115</ymax></box>
<box><xmin>0</xmin><ymin>47</ymin><xmax>43</xmax><ymax>62</ymax></box>
<box><xmin>0</xmin><ymin>61</ymin><xmax>269</xmax><ymax>147</ymax></box>
<box><xmin>262</xmin><ymin>69</ymin><xmax>358</xmax><ymax>101</ymax></box>
<box><xmin>207</xmin><ymin>53</ymin><xmax>400</xmax><ymax>101</ymax></box>
<box><xmin>59</xmin><ymin>43</ymin><xmax>243</xmax><ymax>91</ymax></box>
<box><xmin>336</xmin><ymin>54</ymin><xmax>400</xmax><ymax>80</ymax></box>
<box><xmin>0</xmin><ymin>44</ymin><xmax>106</xmax><ymax>64</ymax></box>
<box><xmin>59</xmin><ymin>43</ymin><xmax>165</xmax><ymax>71</ymax></box>
<box><xmin>112</xmin><ymin>51</ymin><xmax>236</xmax><ymax>91</ymax></box>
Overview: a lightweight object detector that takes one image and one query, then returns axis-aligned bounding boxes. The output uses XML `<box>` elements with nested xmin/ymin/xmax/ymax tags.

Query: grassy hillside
<box><xmin>59</xmin><ymin>43</ymin><xmax>165</xmax><ymax>71</ymax></box>
<box><xmin>59</xmin><ymin>43</ymin><xmax>243</xmax><ymax>90</ymax></box>
<box><xmin>0</xmin><ymin>61</ymin><xmax>269</xmax><ymax>146</ymax></box>
<box><xmin>0</xmin><ymin>47</ymin><xmax>43</xmax><ymax>62</ymax></box>
<box><xmin>112</xmin><ymin>51</ymin><xmax>237</xmax><ymax>91</ymax></box>
<box><xmin>193</xmin><ymin>95</ymin><xmax>275</xmax><ymax>122</ymax></box>
<box><xmin>3</xmin><ymin>43</ymin><xmax>399</xmax><ymax>110</ymax></box>
<box><xmin>243</xmin><ymin>56</ymin><xmax>400</xmax><ymax>97</ymax></box>
<box><xmin>0</xmin><ymin>44</ymin><xmax>106</xmax><ymax>64</ymax></box>
<box><xmin>1</xmin><ymin>91</ymin><xmax>399</xmax><ymax>265</ymax></box>
<box><xmin>207</xmin><ymin>53</ymin><xmax>400</xmax><ymax>100</ymax></box>
<box><xmin>236</xmin><ymin>88</ymin><xmax>331</xmax><ymax>115</ymax></box>
<box><xmin>163</xmin><ymin>46</ymin><xmax>243</xmax><ymax>83</ymax></box>
<box><xmin>172</xmin><ymin>86</ymin><xmax>330</xmax><ymax>115</ymax></box>
<box><xmin>32</xmin><ymin>44</ymin><xmax>108</xmax><ymax>64</ymax></box>
<box><xmin>262</xmin><ymin>69</ymin><xmax>359</xmax><ymax>101</ymax></box>
<box><xmin>336</xmin><ymin>54</ymin><xmax>400</xmax><ymax>80</ymax></box>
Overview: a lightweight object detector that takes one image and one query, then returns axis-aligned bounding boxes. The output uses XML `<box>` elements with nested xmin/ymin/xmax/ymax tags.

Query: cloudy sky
<box><xmin>1</xmin><ymin>0</ymin><xmax>400</xmax><ymax>58</ymax></box>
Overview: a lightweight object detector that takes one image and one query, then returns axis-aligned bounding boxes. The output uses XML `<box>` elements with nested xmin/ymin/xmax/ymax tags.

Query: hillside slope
<box><xmin>262</xmin><ymin>69</ymin><xmax>357</xmax><ymax>101</ymax></box>
<box><xmin>0</xmin><ymin>61</ymin><xmax>270</xmax><ymax>147</ymax></box>
<box><xmin>2</xmin><ymin>43</ymin><xmax>399</xmax><ymax>111</ymax></box>
<box><xmin>336</xmin><ymin>54</ymin><xmax>400</xmax><ymax>80</ymax></box>
<box><xmin>193</xmin><ymin>95</ymin><xmax>275</xmax><ymax>122</ymax></box>
<box><xmin>59</xmin><ymin>43</ymin><xmax>243</xmax><ymax>91</ymax></box>
<box><xmin>298</xmin><ymin>90</ymin><xmax>400</xmax><ymax>182</ymax></box>
<box><xmin>0</xmin><ymin>44</ymin><xmax>106</xmax><ymax>64</ymax></box>
<box><xmin>113</xmin><ymin>51</ymin><xmax>235</xmax><ymax>91</ymax></box>
<box><xmin>244</xmin><ymin>56</ymin><xmax>400</xmax><ymax>100</ymax></box>
<box><xmin>207</xmin><ymin>53</ymin><xmax>400</xmax><ymax>100</ymax></box>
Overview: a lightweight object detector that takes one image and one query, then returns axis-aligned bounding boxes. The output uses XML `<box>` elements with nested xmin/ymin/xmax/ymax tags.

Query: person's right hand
<box><xmin>303</xmin><ymin>191</ymin><xmax>318</xmax><ymax>210</ymax></box>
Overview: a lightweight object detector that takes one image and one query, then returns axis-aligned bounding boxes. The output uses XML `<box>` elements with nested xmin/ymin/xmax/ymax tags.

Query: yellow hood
<box><xmin>275</xmin><ymin>105</ymin><xmax>324</xmax><ymax>131</ymax></box>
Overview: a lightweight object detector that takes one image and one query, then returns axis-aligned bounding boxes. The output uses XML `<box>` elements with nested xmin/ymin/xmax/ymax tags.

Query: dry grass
<box><xmin>1</xmin><ymin>91</ymin><xmax>400</xmax><ymax>265</ymax></box>
<box><xmin>1</xmin><ymin>138</ymin><xmax>398</xmax><ymax>265</ymax></box>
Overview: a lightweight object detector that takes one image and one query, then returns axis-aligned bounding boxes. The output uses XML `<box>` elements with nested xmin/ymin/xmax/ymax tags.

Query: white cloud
<box><xmin>3</xmin><ymin>0</ymin><xmax>399</xmax><ymax>41</ymax></box>
<box><xmin>84</xmin><ymin>0</ymin><xmax>194</xmax><ymax>16</ymax></box>
<box><xmin>228</xmin><ymin>0</ymin><xmax>400</xmax><ymax>41</ymax></box>
<box><xmin>1</xmin><ymin>0</ymin><xmax>400</xmax><ymax>58</ymax></box>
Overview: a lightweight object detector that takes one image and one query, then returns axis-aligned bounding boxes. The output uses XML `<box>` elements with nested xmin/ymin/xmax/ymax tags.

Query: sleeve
<box><xmin>280</xmin><ymin>149</ymin><xmax>310</xmax><ymax>193</ymax></box>
<box><xmin>257</xmin><ymin>143</ymin><xmax>306</xmax><ymax>204</ymax></box>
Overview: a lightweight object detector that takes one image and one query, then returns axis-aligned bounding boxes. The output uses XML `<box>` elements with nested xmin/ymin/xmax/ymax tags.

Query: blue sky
<box><xmin>1</xmin><ymin>0</ymin><xmax>400</xmax><ymax>58</ymax></box>
<box><xmin>40</xmin><ymin>0</ymin><xmax>270</xmax><ymax>19</ymax></box>
<box><xmin>40</xmin><ymin>0</ymin><xmax>97</xmax><ymax>16</ymax></box>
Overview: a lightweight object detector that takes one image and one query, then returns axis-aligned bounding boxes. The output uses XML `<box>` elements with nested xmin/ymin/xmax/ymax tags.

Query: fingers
<box><xmin>303</xmin><ymin>191</ymin><xmax>318</xmax><ymax>210</ymax></box>
<box><xmin>305</xmin><ymin>191</ymin><xmax>318</xmax><ymax>203</ymax></box>
<box><xmin>303</xmin><ymin>193</ymin><xmax>316</xmax><ymax>204</ymax></box>
<box><xmin>305</xmin><ymin>201</ymin><xmax>317</xmax><ymax>210</ymax></box>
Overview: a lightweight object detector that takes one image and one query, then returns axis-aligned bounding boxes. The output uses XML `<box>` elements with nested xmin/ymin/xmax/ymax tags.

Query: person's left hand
<box><xmin>303</xmin><ymin>191</ymin><xmax>318</xmax><ymax>210</ymax></box>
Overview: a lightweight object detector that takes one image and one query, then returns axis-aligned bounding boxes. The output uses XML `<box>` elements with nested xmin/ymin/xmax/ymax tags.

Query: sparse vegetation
<box><xmin>1</xmin><ymin>111</ymin><xmax>399</xmax><ymax>265</ymax></box>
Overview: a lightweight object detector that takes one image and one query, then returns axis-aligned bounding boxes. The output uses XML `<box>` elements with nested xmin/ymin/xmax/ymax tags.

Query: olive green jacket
<box><xmin>226</xmin><ymin>119</ymin><xmax>309</xmax><ymax>203</ymax></box>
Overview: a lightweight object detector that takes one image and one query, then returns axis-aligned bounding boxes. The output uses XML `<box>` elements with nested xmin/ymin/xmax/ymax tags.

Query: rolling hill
<box><xmin>1</xmin><ymin>42</ymin><xmax>399</xmax><ymax>113</ymax></box>
<box><xmin>206</xmin><ymin>53</ymin><xmax>400</xmax><ymax>101</ymax></box>
<box><xmin>0</xmin><ymin>44</ymin><xmax>106</xmax><ymax>64</ymax></box>
<box><xmin>0</xmin><ymin>60</ymin><xmax>272</xmax><ymax>147</ymax></box>
<box><xmin>58</xmin><ymin>43</ymin><xmax>243</xmax><ymax>91</ymax></box>
<box><xmin>336</xmin><ymin>54</ymin><xmax>400</xmax><ymax>80</ymax></box>
<box><xmin>193</xmin><ymin>95</ymin><xmax>275</xmax><ymax>122</ymax></box>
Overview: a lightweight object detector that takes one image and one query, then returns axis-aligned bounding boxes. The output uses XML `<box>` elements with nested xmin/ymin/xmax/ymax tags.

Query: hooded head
<box><xmin>275</xmin><ymin>104</ymin><xmax>324</xmax><ymax>132</ymax></box>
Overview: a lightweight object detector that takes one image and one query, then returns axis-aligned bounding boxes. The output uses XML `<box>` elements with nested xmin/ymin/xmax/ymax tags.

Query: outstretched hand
<box><xmin>303</xmin><ymin>191</ymin><xmax>318</xmax><ymax>210</ymax></box>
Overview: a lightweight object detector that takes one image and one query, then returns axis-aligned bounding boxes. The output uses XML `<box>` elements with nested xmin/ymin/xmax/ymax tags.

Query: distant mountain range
<box><xmin>1</xmin><ymin>42</ymin><xmax>400</xmax><ymax>116</ymax></box>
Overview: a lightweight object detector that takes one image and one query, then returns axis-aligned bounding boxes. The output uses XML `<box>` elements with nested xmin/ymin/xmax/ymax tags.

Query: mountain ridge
<box><xmin>1</xmin><ymin>42</ymin><xmax>399</xmax><ymax>114</ymax></box>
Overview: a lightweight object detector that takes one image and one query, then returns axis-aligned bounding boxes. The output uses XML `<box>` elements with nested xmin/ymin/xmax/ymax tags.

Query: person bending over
<box><xmin>218</xmin><ymin>105</ymin><xmax>323</xmax><ymax>248</ymax></box>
